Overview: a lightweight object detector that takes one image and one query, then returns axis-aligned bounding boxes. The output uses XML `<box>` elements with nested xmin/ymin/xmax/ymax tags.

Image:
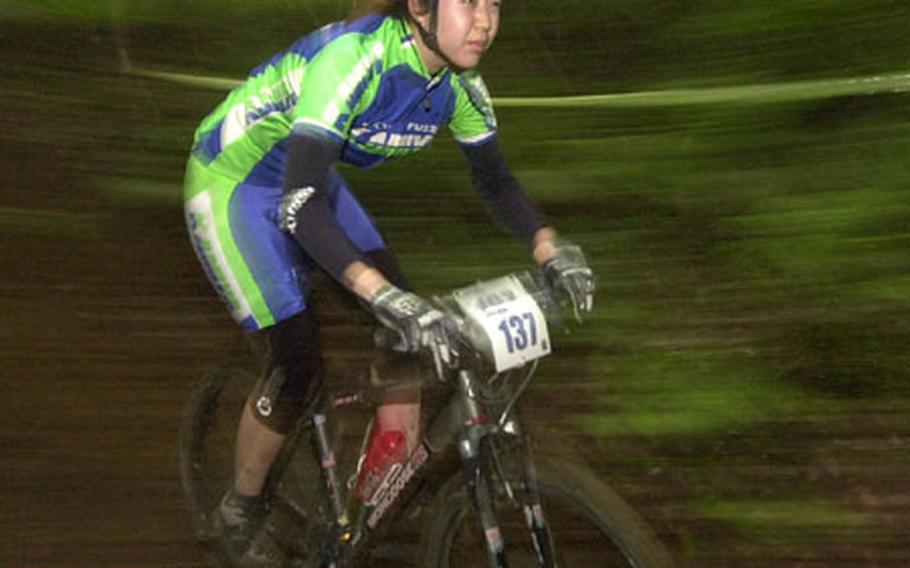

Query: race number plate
<box><xmin>454</xmin><ymin>275</ymin><xmax>551</xmax><ymax>372</ymax></box>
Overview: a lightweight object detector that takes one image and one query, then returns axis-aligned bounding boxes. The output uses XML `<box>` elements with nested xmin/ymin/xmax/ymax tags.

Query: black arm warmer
<box><xmin>281</xmin><ymin>132</ymin><xmax>369</xmax><ymax>281</ymax></box>
<box><xmin>461</xmin><ymin>139</ymin><xmax>545</xmax><ymax>247</ymax></box>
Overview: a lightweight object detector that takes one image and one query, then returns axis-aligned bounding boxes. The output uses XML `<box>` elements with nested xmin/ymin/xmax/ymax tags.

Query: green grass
<box><xmin>690</xmin><ymin>498</ymin><xmax>877</xmax><ymax>544</ymax></box>
<box><xmin>2</xmin><ymin>0</ymin><xmax>347</xmax><ymax>24</ymax></box>
<box><xmin>96</xmin><ymin>177</ymin><xmax>183</xmax><ymax>206</ymax></box>
<box><xmin>576</xmin><ymin>349</ymin><xmax>830</xmax><ymax>437</ymax></box>
<box><xmin>0</xmin><ymin>206</ymin><xmax>98</xmax><ymax>237</ymax></box>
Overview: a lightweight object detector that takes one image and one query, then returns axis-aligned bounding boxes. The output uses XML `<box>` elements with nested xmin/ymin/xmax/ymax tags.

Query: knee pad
<box><xmin>250</xmin><ymin>309</ymin><xmax>324</xmax><ymax>434</ymax></box>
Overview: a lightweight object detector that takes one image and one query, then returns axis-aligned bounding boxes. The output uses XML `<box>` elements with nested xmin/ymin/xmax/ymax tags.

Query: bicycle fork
<box><xmin>512</xmin><ymin>431</ymin><xmax>558</xmax><ymax>568</ymax></box>
<box><xmin>454</xmin><ymin>370</ymin><xmax>559</xmax><ymax>568</ymax></box>
<box><xmin>458</xmin><ymin>422</ymin><xmax>509</xmax><ymax>568</ymax></box>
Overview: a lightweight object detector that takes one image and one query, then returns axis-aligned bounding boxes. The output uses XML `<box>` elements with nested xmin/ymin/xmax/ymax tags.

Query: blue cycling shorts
<box><xmin>184</xmin><ymin>156</ymin><xmax>386</xmax><ymax>331</ymax></box>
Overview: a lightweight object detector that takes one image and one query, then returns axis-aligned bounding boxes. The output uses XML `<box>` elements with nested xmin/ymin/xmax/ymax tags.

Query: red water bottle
<box><xmin>356</xmin><ymin>428</ymin><xmax>408</xmax><ymax>503</ymax></box>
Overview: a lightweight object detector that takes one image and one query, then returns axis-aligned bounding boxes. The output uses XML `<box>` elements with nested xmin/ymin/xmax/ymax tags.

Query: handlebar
<box><xmin>373</xmin><ymin>270</ymin><xmax>562</xmax><ymax>378</ymax></box>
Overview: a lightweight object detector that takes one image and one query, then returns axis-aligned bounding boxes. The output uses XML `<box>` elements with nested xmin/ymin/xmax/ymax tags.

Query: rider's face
<box><xmin>413</xmin><ymin>0</ymin><xmax>501</xmax><ymax>72</ymax></box>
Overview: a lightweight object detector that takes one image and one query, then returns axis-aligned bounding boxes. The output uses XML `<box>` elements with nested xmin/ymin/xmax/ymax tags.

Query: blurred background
<box><xmin>2</xmin><ymin>0</ymin><xmax>909</xmax><ymax>566</ymax></box>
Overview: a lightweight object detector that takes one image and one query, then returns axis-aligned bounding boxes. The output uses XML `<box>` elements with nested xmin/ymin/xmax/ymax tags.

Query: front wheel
<box><xmin>422</xmin><ymin>453</ymin><xmax>674</xmax><ymax>568</ymax></box>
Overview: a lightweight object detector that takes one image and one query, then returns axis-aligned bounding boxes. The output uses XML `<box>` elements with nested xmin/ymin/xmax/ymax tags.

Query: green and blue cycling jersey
<box><xmin>189</xmin><ymin>13</ymin><xmax>496</xmax><ymax>185</ymax></box>
<box><xmin>184</xmin><ymin>12</ymin><xmax>541</xmax><ymax>332</ymax></box>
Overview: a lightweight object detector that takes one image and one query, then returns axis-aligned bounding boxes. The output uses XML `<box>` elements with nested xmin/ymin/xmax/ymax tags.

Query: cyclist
<box><xmin>183</xmin><ymin>0</ymin><xmax>594</xmax><ymax>562</ymax></box>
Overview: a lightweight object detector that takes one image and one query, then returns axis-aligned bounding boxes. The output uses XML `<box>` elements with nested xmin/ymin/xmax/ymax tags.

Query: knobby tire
<box><xmin>422</xmin><ymin>452</ymin><xmax>674</xmax><ymax>568</ymax></box>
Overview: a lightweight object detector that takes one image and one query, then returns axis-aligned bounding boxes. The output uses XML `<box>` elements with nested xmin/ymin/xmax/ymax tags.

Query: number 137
<box><xmin>497</xmin><ymin>312</ymin><xmax>537</xmax><ymax>353</ymax></box>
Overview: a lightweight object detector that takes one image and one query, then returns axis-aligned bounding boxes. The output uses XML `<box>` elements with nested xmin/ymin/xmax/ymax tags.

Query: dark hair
<box><xmin>383</xmin><ymin>0</ymin><xmax>410</xmax><ymax>15</ymax></box>
<box><xmin>349</xmin><ymin>0</ymin><xmax>408</xmax><ymax>20</ymax></box>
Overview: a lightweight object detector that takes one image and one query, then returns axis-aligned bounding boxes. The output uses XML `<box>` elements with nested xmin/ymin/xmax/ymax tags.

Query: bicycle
<box><xmin>180</xmin><ymin>270</ymin><xmax>674</xmax><ymax>567</ymax></box>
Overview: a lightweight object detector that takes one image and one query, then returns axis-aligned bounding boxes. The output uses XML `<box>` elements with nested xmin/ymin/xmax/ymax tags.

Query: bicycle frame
<box><xmin>179</xmin><ymin>267</ymin><xmax>678</xmax><ymax>568</ymax></box>
<box><xmin>263</xmin><ymin>272</ymin><xmax>562</xmax><ymax>567</ymax></box>
<box><xmin>264</xmin><ymin>361</ymin><xmax>555</xmax><ymax>567</ymax></box>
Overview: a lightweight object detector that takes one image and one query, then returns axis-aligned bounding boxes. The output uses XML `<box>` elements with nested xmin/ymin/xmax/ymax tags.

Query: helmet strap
<box><xmin>408</xmin><ymin>0</ymin><xmax>465</xmax><ymax>74</ymax></box>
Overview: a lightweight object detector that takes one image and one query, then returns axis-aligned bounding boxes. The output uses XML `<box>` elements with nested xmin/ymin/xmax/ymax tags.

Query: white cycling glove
<box><xmin>368</xmin><ymin>284</ymin><xmax>458</xmax><ymax>377</ymax></box>
<box><xmin>542</xmin><ymin>240</ymin><xmax>596</xmax><ymax>321</ymax></box>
